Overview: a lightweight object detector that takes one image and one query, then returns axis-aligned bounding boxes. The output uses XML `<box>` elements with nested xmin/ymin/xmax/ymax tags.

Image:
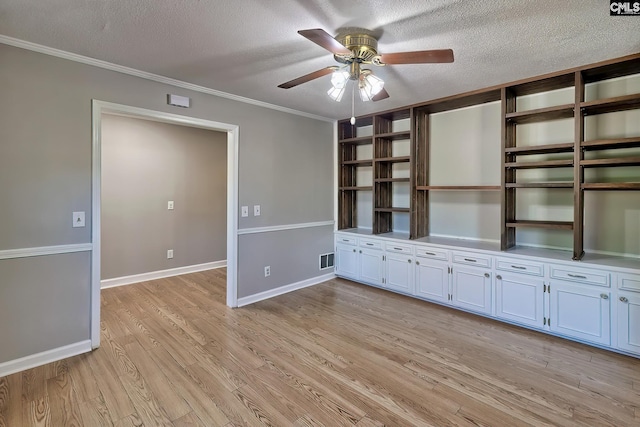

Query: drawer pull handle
<box><xmin>464</xmin><ymin>258</ymin><xmax>477</xmax><ymax>263</ymax></box>
<box><xmin>366</xmin><ymin>243</ymin><xmax>374</xmax><ymax>246</ymax></box>
<box><xmin>424</xmin><ymin>252</ymin><xmax>436</xmax><ymax>256</ymax></box>
<box><xmin>394</xmin><ymin>247</ymin><xmax>403</xmax><ymax>251</ymax></box>
<box><xmin>600</xmin><ymin>293</ymin><xmax>609</xmax><ymax>300</ymax></box>
<box><xmin>342</xmin><ymin>239</ymin><xmax>350</xmax><ymax>242</ymax></box>
<box><xmin>620</xmin><ymin>296</ymin><xmax>629</xmax><ymax>303</ymax></box>
<box><xmin>567</xmin><ymin>273</ymin><xmax>587</xmax><ymax>279</ymax></box>
<box><xmin>511</xmin><ymin>265</ymin><xmax>527</xmax><ymax>270</ymax></box>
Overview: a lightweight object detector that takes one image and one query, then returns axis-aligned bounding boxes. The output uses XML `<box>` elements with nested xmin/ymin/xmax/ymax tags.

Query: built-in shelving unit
<box><xmin>338</xmin><ymin>52</ymin><xmax>640</xmax><ymax>262</ymax></box>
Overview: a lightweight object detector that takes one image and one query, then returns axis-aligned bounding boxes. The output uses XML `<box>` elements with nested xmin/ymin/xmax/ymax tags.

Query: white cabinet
<box><xmin>335</xmin><ymin>243</ymin><xmax>358</xmax><ymax>279</ymax></box>
<box><xmin>616</xmin><ymin>272</ymin><xmax>640</xmax><ymax>355</ymax></box>
<box><xmin>452</xmin><ymin>265</ymin><xmax>492</xmax><ymax>315</ymax></box>
<box><xmin>495</xmin><ymin>273</ymin><xmax>545</xmax><ymax>329</ymax></box>
<box><xmin>385</xmin><ymin>251</ymin><xmax>414</xmax><ymax>294</ymax></box>
<box><xmin>359</xmin><ymin>247</ymin><xmax>385</xmax><ymax>287</ymax></box>
<box><xmin>617</xmin><ymin>292</ymin><xmax>640</xmax><ymax>355</ymax></box>
<box><xmin>549</xmin><ymin>280</ymin><xmax>611</xmax><ymax>346</ymax></box>
<box><xmin>335</xmin><ymin>235</ymin><xmax>385</xmax><ymax>286</ymax></box>
<box><xmin>414</xmin><ymin>258</ymin><xmax>449</xmax><ymax>304</ymax></box>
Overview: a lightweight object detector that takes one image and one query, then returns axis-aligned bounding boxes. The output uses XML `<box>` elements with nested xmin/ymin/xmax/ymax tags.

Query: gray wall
<box><xmin>101</xmin><ymin>114</ymin><xmax>227</xmax><ymax>280</ymax></box>
<box><xmin>0</xmin><ymin>252</ymin><xmax>91</xmax><ymax>362</ymax></box>
<box><xmin>0</xmin><ymin>43</ymin><xmax>334</xmax><ymax>365</ymax></box>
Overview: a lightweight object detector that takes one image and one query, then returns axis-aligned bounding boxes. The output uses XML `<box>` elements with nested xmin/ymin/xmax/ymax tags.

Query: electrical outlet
<box><xmin>254</xmin><ymin>205</ymin><xmax>261</xmax><ymax>216</ymax></box>
<box><xmin>264</xmin><ymin>266</ymin><xmax>270</xmax><ymax>277</ymax></box>
<box><xmin>241</xmin><ymin>206</ymin><xmax>249</xmax><ymax>217</ymax></box>
<box><xmin>167</xmin><ymin>249</ymin><xmax>174</xmax><ymax>259</ymax></box>
<box><xmin>168</xmin><ymin>201</ymin><xmax>174</xmax><ymax>210</ymax></box>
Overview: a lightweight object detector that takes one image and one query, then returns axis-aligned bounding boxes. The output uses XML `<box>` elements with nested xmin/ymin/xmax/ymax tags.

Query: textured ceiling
<box><xmin>1</xmin><ymin>0</ymin><xmax>639</xmax><ymax>119</ymax></box>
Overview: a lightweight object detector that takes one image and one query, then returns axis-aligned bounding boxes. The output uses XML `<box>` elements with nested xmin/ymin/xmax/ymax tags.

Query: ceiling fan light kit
<box><xmin>279</xmin><ymin>28</ymin><xmax>454</xmax><ymax>121</ymax></box>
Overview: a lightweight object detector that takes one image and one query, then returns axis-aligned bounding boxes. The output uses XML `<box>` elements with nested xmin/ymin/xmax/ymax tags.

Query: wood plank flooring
<box><xmin>2</xmin><ymin>268</ymin><xmax>640</xmax><ymax>426</ymax></box>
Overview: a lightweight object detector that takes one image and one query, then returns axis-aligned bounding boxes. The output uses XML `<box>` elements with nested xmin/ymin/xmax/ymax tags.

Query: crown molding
<box><xmin>0</xmin><ymin>35</ymin><xmax>335</xmax><ymax>123</ymax></box>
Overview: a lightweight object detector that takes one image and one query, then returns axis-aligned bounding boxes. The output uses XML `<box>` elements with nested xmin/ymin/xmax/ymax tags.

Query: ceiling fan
<box><xmin>278</xmin><ymin>29</ymin><xmax>454</xmax><ymax>103</ymax></box>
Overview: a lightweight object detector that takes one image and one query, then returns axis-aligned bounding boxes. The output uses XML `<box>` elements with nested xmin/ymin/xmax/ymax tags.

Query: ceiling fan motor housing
<box><xmin>335</xmin><ymin>33</ymin><xmax>379</xmax><ymax>63</ymax></box>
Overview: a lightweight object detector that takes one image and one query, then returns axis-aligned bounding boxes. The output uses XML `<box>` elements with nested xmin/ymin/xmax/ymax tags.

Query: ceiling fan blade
<box><xmin>378</xmin><ymin>49</ymin><xmax>454</xmax><ymax>65</ymax></box>
<box><xmin>372</xmin><ymin>88</ymin><xmax>390</xmax><ymax>102</ymax></box>
<box><xmin>298</xmin><ymin>29</ymin><xmax>351</xmax><ymax>55</ymax></box>
<box><xmin>278</xmin><ymin>67</ymin><xmax>336</xmax><ymax>89</ymax></box>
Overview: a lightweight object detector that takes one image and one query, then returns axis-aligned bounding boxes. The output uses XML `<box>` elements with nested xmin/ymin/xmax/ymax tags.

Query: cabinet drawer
<box><xmin>619</xmin><ymin>273</ymin><xmax>640</xmax><ymax>293</ymax></box>
<box><xmin>359</xmin><ymin>238</ymin><xmax>383</xmax><ymax>250</ymax></box>
<box><xmin>415</xmin><ymin>247</ymin><xmax>448</xmax><ymax>261</ymax></box>
<box><xmin>496</xmin><ymin>258</ymin><xmax>543</xmax><ymax>276</ymax></box>
<box><xmin>385</xmin><ymin>242</ymin><xmax>414</xmax><ymax>255</ymax></box>
<box><xmin>335</xmin><ymin>235</ymin><xmax>357</xmax><ymax>246</ymax></box>
<box><xmin>452</xmin><ymin>252</ymin><xmax>492</xmax><ymax>268</ymax></box>
<box><xmin>550</xmin><ymin>266</ymin><xmax>609</xmax><ymax>287</ymax></box>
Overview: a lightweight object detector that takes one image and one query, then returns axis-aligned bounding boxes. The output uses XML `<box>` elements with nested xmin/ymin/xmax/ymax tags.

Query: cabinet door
<box><xmin>415</xmin><ymin>259</ymin><xmax>449</xmax><ymax>304</ymax></box>
<box><xmin>335</xmin><ymin>244</ymin><xmax>358</xmax><ymax>279</ymax></box>
<box><xmin>385</xmin><ymin>252</ymin><xmax>414</xmax><ymax>294</ymax></box>
<box><xmin>549</xmin><ymin>281</ymin><xmax>611</xmax><ymax>346</ymax></box>
<box><xmin>617</xmin><ymin>292</ymin><xmax>640</xmax><ymax>355</ymax></box>
<box><xmin>452</xmin><ymin>266</ymin><xmax>492</xmax><ymax>315</ymax></box>
<box><xmin>359</xmin><ymin>248</ymin><xmax>385</xmax><ymax>287</ymax></box>
<box><xmin>496</xmin><ymin>273</ymin><xmax>544</xmax><ymax>329</ymax></box>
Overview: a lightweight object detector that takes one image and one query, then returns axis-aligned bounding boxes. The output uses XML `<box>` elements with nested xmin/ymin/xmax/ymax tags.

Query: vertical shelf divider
<box><xmin>501</xmin><ymin>87</ymin><xmax>517</xmax><ymax>250</ymax></box>
<box><xmin>573</xmin><ymin>71</ymin><xmax>585</xmax><ymax>260</ymax></box>
<box><xmin>412</xmin><ymin>108</ymin><xmax>429</xmax><ymax>239</ymax></box>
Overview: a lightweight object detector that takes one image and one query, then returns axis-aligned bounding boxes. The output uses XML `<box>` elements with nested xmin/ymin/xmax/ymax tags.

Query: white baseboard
<box><xmin>237</xmin><ymin>272</ymin><xmax>336</xmax><ymax>307</ymax></box>
<box><xmin>101</xmin><ymin>260</ymin><xmax>227</xmax><ymax>289</ymax></box>
<box><xmin>0</xmin><ymin>340</ymin><xmax>92</xmax><ymax>377</ymax></box>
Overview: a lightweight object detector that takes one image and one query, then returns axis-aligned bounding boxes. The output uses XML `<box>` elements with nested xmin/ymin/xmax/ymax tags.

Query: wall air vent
<box><xmin>319</xmin><ymin>253</ymin><xmax>335</xmax><ymax>270</ymax></box>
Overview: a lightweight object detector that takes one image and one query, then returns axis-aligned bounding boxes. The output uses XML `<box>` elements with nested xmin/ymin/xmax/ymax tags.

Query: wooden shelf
<box><xmin>582</xmin><ymin>183</ymin><xmax>640</xmax><ymax>191</ymax></box>
<box><xmin>375</xmin><ymin>207</ymin><xmax>410</xmax><ymax>213</ymax></box>
<box><xmin>505</xmin><ymin>104</ymin><xmax>574</xmax><ymax>124</ymax></box>
<box><xmin>416</xmin><ymin>185</ymin><xmax>500</xmax><ymax>191</ymax></box>
<box><xmin>581</xmin><ymin>136</ymin><xmax>640</xmax><ymax>151</ymax></box>
<box><xmin>339</xmin><ymin>136</ymin><xmax>373</xmax><ymax>145</ymax></box>
<box><xmin>375</xmin><ymin>131</ymin><xmax>411</xmax><ymax>141</ymax></box>
<box><xmin>505</xmin><ymin>159</ymin><xmax>573</xmax><ymax>169</ymax></box>
<box><xmin>581</xmin><ymin>157</ymin><xmax>640</xmax><ymax>168</ymax></box>
<box><xmin>505</xmin><ymin>182</ymin><xmax>574</xmax><ymax>188</ymax></box>
<box><xmin>339</xmin><ymin>186</ymin><xmax>373</xmax><ymax>191</ymax></box>
<box><xmin>504</xmin><ymin>142</ymin><xmax>574</xmax><ymax>155</ymax></box>
<box><xmin>341</xmin><ymin>159</ymin><xmax>373</xmax><ymax>166</ymax></box>
<box><xmin>375</xmin><ymin>178</ymin><xmax>410</xmax><ymax>183</ymax></box>
<box><xmin>375</xmin><ymin>156</ymin><xmax>411</xmax><ymax>163</ymax></box>
<box><xmin>507</xmin><ymin>73</ymin><xmax>575</xmax><ymax>96</ymax></box>
<box><xmin>506</xmin><ymin>220</ymin><xmax>574</xmax><ymax>230</ymax></box>
<box><xmin>581</xmin><ymin>93</ymin><xmax>640</xmax><ymax>115</ymax></box>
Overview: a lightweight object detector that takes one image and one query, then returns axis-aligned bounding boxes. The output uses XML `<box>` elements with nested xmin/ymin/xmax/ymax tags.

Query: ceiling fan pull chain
<box><xmin>350</xmin><ymin>83</ymin><xmax>356</xmax><ymax>125</ymax></box>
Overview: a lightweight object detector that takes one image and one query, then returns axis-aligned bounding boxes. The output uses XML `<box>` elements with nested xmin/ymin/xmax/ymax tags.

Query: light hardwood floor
<box><xmin>1</xmin><ymin>268</ymin><xmax>639</xmax><ymax>426</ymax></box>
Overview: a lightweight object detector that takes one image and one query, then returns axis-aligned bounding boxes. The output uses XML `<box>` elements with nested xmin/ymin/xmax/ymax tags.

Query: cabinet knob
<box><xmin>359</xmin><ymin>250</ymin><xmax>362</xmax><ymax>254</ymax></box>
<box><xmin>416</xmin><ymin>261</ymin><xmax>420</xmax><ymax>265</ymax></box>
<box><xmin>408</xmin><ymin>259</ymin><xmax>411</xmax><ymax>263</ymax></box>
<box><xmin>600</xmin><ymin>293</ymin><xmax>609</xmax><ymax>300</ymax></box>
<box><xmin>484</xmin><ymin>273</ymin><xmax>490</xmax><ymax>278</ymax></box>
<box><xmin>496</xmin><ymin>275</ymin><xmax>502</xmax><ymax>280</ymax></box>
<box><xmin>353</xmin><ymin>249</ymin><xmax>356</xmax><ymax>253</ymax></box>
<box><xmin>620</xmin><ymin>296</ymin><xmax>629</xmax><ymax>303</ymax></box>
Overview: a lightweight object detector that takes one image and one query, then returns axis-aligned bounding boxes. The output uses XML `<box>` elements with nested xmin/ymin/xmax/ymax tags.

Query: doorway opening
<box><xmin>91</xmin><ymin>100</ymin><xmax>239</xmax><ymax>348</ymax></box>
